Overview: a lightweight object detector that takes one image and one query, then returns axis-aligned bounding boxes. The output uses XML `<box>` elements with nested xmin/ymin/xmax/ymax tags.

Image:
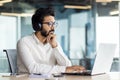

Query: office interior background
<box><xmin>0</xmin><ymin>0</ymin><xmax>120</xmax><ymax>72</ymax></box>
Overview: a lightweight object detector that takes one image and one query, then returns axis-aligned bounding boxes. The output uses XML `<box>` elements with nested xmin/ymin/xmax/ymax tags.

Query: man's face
<box><xmin>40</xmin><ymin>15</ymin><xmax>55</xmax><ymax>37</ymax></box>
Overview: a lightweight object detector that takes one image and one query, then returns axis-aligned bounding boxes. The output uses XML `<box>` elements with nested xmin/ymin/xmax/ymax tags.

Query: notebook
<box><xmin>62</xmin><ymin>43</ymin><xmax>116</xmax><ymax>76</ymax></box>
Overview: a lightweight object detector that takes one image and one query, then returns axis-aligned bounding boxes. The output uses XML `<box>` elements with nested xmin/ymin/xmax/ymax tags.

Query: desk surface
<box><xmin>0</xmin><ymin>72</ymin><xmax>120</xmax><ymax>80</ymax></box>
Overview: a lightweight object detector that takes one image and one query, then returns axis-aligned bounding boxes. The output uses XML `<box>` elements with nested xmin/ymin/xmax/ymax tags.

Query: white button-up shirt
<box><xmin>17</xmin><ymin>33</ymin><xmax>71</xmax><ymax>74</ymax></box>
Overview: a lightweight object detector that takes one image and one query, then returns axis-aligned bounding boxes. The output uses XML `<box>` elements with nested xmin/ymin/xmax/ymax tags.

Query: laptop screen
<box><xmin>91</xmin><ymin>43</ymin><xmax>116</xmax><ymax>75</ymax></box>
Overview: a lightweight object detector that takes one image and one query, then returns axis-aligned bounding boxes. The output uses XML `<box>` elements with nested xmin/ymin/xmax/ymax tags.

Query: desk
<box><xmin>0</xmin><ymin>72</ymin><xmax>120</xmax><ymax>80</ymax></box>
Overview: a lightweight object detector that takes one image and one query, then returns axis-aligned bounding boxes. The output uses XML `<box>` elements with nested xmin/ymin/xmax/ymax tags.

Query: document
<box><xmin>29</xmin><ymin>73</ymin><xmax>51</xmax><ymax>78</ymax></box>
<box><xmin>1</xmin><ymin>73</ymin><xmax>11</xmax><ymax>77</ymax></box>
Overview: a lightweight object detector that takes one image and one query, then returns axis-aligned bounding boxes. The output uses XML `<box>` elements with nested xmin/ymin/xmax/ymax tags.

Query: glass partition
<box><xmin>96</xmin><ymin>1</ymin><xmax>120</xmax><ymax>71</ymax></box>
<box><xmin>0</xmin><ymin>16</ymin><xmax>18</xmax><ymax>72</ymax></box>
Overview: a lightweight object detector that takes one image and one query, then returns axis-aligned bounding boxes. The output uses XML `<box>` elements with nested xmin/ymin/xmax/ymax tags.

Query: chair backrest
<box><xmin>3</xmin><ymin>49</ymin><xmax>17</xmax><ymax>75</ymax></box>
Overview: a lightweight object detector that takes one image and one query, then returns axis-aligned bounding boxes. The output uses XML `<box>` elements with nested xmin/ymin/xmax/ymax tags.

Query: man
<box><xmin>17</xmin><ymin>7</ymin><xmax>85</xmax><ymax>74</ymax></box>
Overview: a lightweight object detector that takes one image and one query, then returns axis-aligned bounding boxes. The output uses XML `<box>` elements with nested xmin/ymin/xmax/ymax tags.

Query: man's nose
<box><xmin>51</xmin><ymin>25</ymin><xmax>55</xmax><ymax>29</ymax></box>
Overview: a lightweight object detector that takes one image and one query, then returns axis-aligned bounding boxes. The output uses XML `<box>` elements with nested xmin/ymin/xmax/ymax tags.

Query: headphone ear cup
<box><xmin>38</xmin><ymin>23</ymin><xmax>42</xmax><ymax>30</ymax></box>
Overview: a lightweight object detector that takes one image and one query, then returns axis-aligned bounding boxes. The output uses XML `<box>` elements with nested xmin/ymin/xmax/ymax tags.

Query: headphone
<box><xmin>38</xmin><ymin>23</ymin><xmax>42</xmax><ymax>29</ymax></box>
<box><xmin>38</xmin><ymin>23</ymin><xmax>42</xmax><ymax>31</ymax></box>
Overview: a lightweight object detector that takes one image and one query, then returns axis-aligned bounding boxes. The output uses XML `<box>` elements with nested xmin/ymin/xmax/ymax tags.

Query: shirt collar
<box><xmin>32</xmin><ymin>32</ymin><xmax>43</xmax><ymax>45</ymax></box>
<box><xmin>32</xmin><ymin>32</ymin><xmax>48</xmax><ymax>46</ymax></box>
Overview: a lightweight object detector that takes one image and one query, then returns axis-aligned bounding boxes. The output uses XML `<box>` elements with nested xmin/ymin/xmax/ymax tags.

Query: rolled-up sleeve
<box><xmin>52</xmin><ymin>43</ymin><xmax>72</xmax><ymax>66</ymax></box>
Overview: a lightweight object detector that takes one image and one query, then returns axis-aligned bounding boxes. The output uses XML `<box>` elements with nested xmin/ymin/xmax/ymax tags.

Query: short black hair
<box><xmin>32</xmin><ymin>7</ymin><xmax>55</xmax><ymax>31</ymax></box>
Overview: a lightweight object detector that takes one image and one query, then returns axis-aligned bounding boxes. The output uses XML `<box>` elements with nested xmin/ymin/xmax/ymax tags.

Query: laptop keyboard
<box><xmin>62</xmin><ymin>70</ymin><xmax>92</xmax><ymax>76</ymax></box>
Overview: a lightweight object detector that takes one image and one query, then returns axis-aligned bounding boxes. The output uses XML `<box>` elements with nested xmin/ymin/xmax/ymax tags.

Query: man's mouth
<box><xmin>49</xmin><ymin>30</ymin><xmax>54</xmax><ymax>34</ymax></box>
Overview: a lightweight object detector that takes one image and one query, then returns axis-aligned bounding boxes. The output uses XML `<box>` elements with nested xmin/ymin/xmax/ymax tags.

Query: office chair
<box><xmin>3</xmin><ymin>49</ymin><xmax>18</xmax><ymax>75</ymax></box>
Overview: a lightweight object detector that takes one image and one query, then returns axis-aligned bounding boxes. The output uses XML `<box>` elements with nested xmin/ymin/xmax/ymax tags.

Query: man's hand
<box><xmin>47</xmin><ymin>33</ymin><xmax>57</xmax><ymax>48</ymax></box>
<box><xmin>65</xmin><ymin>65</ymin><xmax>86</xmax><ymax>73</ymax></box>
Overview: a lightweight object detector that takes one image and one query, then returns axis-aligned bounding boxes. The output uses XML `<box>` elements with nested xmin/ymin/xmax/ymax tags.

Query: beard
<box><xmin>40</xmin><ymin>28</ymin><xmax>54</xmax><ymax>37</ymax></box>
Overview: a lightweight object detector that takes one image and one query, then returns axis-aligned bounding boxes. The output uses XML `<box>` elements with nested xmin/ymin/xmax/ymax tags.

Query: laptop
<box><xmin>62</xmin><ymin>43</ymin><xmax>116</xmax><ymax>76</ymax></box>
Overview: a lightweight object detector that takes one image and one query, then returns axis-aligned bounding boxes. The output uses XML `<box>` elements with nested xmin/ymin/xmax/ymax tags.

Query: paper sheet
<box><xmin>29</xmin><ymin>73</ymin><xmax>51</xmax><ymax>78</ymax></box>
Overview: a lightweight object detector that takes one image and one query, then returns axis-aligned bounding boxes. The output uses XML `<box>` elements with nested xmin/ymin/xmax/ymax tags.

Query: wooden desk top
<box><xmin>0</xmin><ymin>72</ymin><xmax>120</xmax><ymax>80</ymax></box>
